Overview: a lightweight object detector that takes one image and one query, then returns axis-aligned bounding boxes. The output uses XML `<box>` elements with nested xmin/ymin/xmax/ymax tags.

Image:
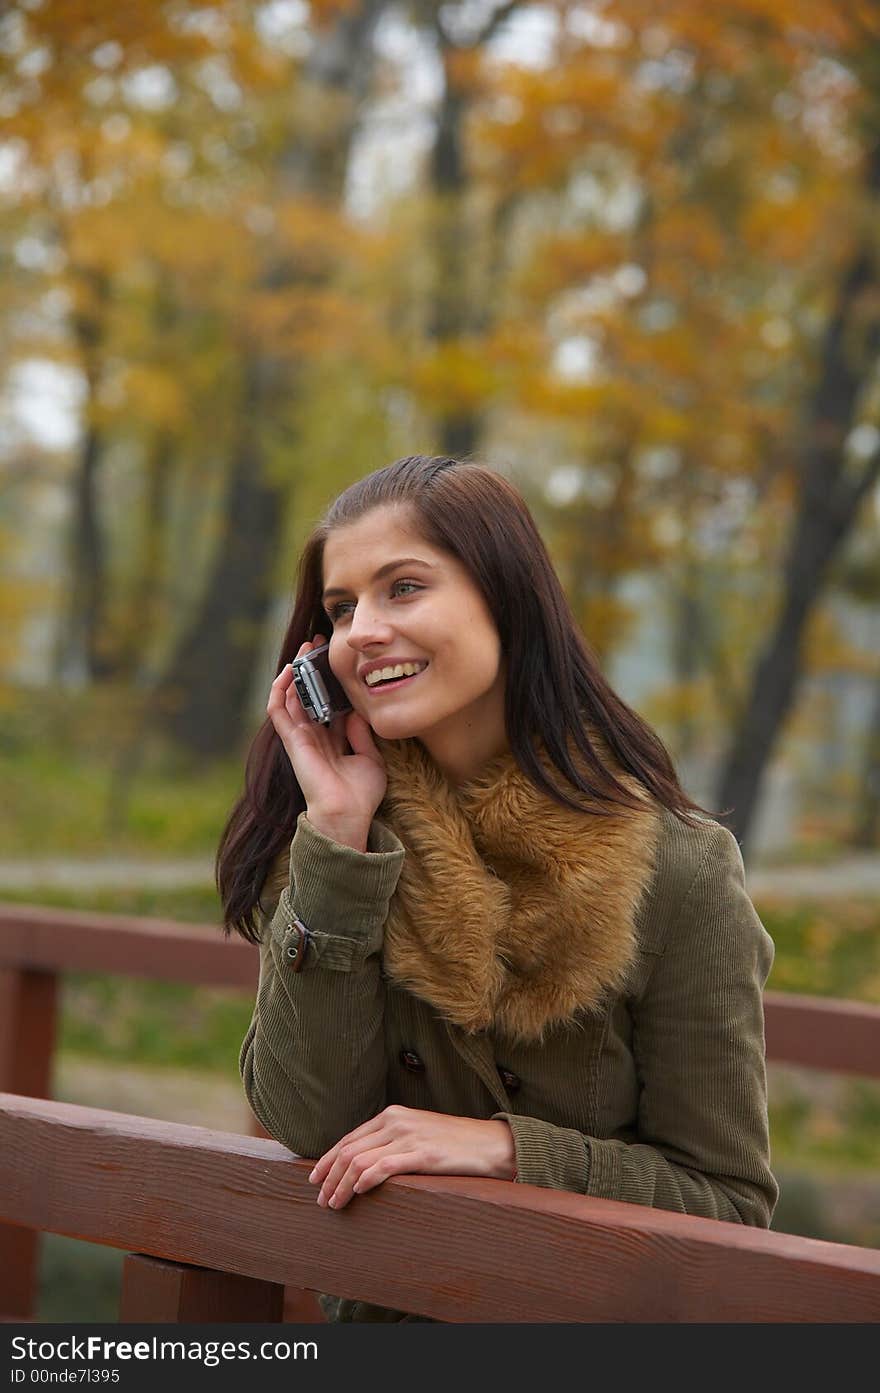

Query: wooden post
<box><xmin>282</xmin><ymin>1288</ymin><xmax>327</xmax><ymax>1323</ymax></box>
<box><xmin>245</xmin><ymin>1111</ymin><xmax>326</xmax><ymax>1322</ymax></box>
<box><xmin>0</xmin><ymin>968</ymin><xmax>58</xmax><ymax>1097</ymax></box>
<box><xmin>120</xmin><ymin>1254</ymin><xmax>285</xmax><ymax>1322</ymax></box>
<box><xmin>0</xmin><ymin>969</ymin><xmax>58</xmax><ymax>1320</ymax></box>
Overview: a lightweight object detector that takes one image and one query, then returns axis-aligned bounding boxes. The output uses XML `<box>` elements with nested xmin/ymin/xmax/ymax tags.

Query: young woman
<box><xmin>217</xmin><ymin>454</ymin><xmax>778</xmax><ymax>1322</ymax></box>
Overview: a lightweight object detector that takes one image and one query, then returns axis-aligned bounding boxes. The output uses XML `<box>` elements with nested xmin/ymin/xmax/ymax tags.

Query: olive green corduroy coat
<box><xmin>240</xmin><ymin>753</ymin><xmax>778</xmax><ymax>1321</ymax></box>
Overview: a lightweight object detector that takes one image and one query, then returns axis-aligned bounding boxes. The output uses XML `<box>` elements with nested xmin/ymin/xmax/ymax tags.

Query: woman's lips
<box><xmin>364</xmin><ymin>667</ymin><xmax>427</xmax><ymax>696</ymax></box>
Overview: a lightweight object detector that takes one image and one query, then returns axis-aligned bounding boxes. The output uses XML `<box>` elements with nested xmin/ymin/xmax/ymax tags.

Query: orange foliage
<box><xmin>1</xmin><ymin>0</ymin><xmax>873</xmax><ymax>683</ymax></box>
<box><xmin>408</xmin><ymin>339</ymin><xmax>502</xmax><ymax>414</ymax></box>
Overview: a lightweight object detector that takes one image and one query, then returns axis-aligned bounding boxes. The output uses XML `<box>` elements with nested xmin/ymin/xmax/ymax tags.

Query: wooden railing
<box><xmin>2</xmin><ymin>1092</ymin><xmax>880</xmax><ymax>1323</ymax></box>
<box><xmin>2</xmin><ymin>902</ymin><xmax>880</xmax><ymax>1323</ymax></box>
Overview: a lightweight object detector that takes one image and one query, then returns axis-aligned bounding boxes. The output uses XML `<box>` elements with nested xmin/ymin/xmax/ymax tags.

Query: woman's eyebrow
<box><xmin>322</xmin><ymin>556</ymin><xmax>435</xmax><ymax>602</ymax></box>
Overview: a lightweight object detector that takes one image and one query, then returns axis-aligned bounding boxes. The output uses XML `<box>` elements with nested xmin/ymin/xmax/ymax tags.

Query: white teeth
<box><xmin>364</xmin><ymin>661</ymin><xmax>426</xmax><ymax>687</ymax></box>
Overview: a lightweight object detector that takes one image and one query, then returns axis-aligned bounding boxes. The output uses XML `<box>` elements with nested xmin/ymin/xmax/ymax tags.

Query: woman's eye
<box><xmin>326</xmin><ymin>579</ymin><xmax>422</xmax><ymax>623</ymax></box>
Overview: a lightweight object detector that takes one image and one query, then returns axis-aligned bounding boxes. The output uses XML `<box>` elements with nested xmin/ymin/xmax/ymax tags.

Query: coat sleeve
<box><xmin>492</xmin><ymin>823</ymin><xmax>779</xmax><ymax>1226</ymax></box>
<box><xmin>239</xmin><ymin>810</ymin><xmax>405</xmax><ymax>1160</ymax></box>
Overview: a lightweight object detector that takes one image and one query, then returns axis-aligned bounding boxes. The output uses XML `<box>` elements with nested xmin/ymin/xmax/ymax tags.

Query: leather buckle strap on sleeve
<box><xmin>283</xmin><ymin>914</ymin><xmax>312</xmax><ymax>972</ymax></box>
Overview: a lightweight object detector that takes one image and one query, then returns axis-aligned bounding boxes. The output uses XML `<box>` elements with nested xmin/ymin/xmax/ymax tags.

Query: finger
<box><xmin>321</xmin><ymin>1142</ymin><xmax>407</xmax><ymax>1210</ymax></box>
<box><xmin>352</xmin><ymin>1150</ymin><xmax>424</xmax><ymax>1198</ymax></box>
<box><xmin>345</xmin><ymin>710</ymin><xmax>381</xmax><ymax>759</ymax></box>
<box><xmin>271</xmin><ymin>681</ymin><xmax>323</xmax><ymax>752</ymax></box>
<box><xmin>267</xmin><ymin>661</ymin><xmax>295</xmax><ymax>701</ymax></box>
<box><xmin>325</xmin><ymin>702</ymin><xmax>351</xmax><ymax>760</ymax></box>
<box><xmin>309</xmin><ymin>1113</ymin><xmax>390</xmax><ymax>1186</ymax></box>
<box><xmin>317</xmin><ymin>1145</ymin><xmax>368</xmax><ymax>1206</ymax></box>
<box><xmin>266</xmin><ymin>664</ymin><xmax>303</xmax><ymax>741</ymax></box>
<box><xmin>282</xmin><ymin>676</ymin><xmax>321</xmax><ymax>733</ymax></box>
<box><xmin>266</xmin><ymin>644</ymin><xmax>312</xmax><ymax>724</ymax></box>
<box><xmin>315</xmin><ymin>1136</ymin><xmax>383</xmax><ymax>1201</ymax></box>
<box><xmin>316</xmin><ymin>1124</ymin><xmax>399</xmax><ymax>1204</ymax></box>
<box><xmin>269</xmin><ymin>636</ymin><xmax>321</xmax><ymax>693</ymax></box>
<box><xmin>331</xmin><ymin>722</ymin><xmax>349</xmax><ymax>759</ymax></box>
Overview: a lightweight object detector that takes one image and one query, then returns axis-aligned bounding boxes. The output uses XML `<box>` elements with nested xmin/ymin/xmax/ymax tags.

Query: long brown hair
<box><xmin>217</xmin><ymin>455</ymin><xmax>715</xmax><ymax>941</ymax></box>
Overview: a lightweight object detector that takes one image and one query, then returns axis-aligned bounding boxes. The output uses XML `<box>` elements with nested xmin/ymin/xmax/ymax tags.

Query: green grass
<box><xmin>762</xmin><ymin>901</ymin><xmax>880</xmax><ymax>1002</ymax></box>
<box><xmin>60</xmin><ymin>976</ymin><xmax>254</xmax><ymax>1071</ymax></box>
<box><xmin>770</xmin><ymin>1166</ymin><xmax>880</xmax><ymax>1249</ymax></box>
<box><xmin>769</xmin><ymin>1074</ymin><xmax>880</xmax><ymax>1173</ymax></box>
<box><xmin>39</xmin><ymin>1236</ymin><xmax>124</xmax><ymax>1323</ymax></box>
<box><xmin>0</xmin><ymin>749</ymin><xmax>244</xmax><ymax>856</ymax></box>
<box><xmin>0</xmin><ymin>685</ymin><xmax>247</xmax><ymax>857</ymax></box>
<box><xmin>0</xmin><ymin>884</ymin><xmax>223</xmax><ymax>919</ymax></box>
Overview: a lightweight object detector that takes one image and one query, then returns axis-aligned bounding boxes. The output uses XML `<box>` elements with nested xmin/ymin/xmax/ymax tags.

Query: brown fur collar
<box><xmin>375</xmin><ymin>735</ymin><xmax>662</xmax><ymax>1043</ymax></box>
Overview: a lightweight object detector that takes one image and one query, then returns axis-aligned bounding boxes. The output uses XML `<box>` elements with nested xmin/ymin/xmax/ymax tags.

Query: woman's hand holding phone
<box><xmin>266</xmin><ymin>636</ymin><xmax>387</xmax><ymax>851</ymax></box>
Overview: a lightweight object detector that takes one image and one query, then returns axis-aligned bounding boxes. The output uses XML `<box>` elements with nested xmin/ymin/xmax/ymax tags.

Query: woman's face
<box><xmin>321</xmin><ymin>504</ymin><xmax>508</xmax><ymax>781</ymax></box>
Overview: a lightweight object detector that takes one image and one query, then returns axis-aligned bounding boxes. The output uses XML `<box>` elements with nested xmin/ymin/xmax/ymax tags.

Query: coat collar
<box><xmin>375</xmin><ymin>734</ymin><xmax>661</xmax><ymax>1043</ymax></box>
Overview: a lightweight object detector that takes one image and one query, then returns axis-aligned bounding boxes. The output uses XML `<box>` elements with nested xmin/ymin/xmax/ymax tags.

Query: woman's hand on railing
<box><xmin>307</xmin><ymin>1105</ymin><xmax>517</xmax><ymax>1210</ymax></box>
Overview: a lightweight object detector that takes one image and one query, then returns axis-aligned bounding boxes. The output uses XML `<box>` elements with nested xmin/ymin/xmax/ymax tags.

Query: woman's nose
<box><xmin>345</xmin><ymin>603</ymin><xmax>394</xmax><ymax>648</ymax></box>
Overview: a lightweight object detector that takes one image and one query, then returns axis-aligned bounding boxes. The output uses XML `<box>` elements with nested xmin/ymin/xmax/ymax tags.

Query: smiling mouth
<box><xmin>363</xmin><ymin>662</ymin><xmax>428</xmax><ymax>693</ymax></box>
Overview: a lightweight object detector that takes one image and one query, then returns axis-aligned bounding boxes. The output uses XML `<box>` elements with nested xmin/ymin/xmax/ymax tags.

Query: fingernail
<box><xmin>328</xmin><ymin>1196</ymin><xmax>337</xmax><ymax>1209</ymax></box>
<box><xmin>308</xmin><ymin>1168</ymin><xmax>317</xmax><ymax>1183</ymax></box>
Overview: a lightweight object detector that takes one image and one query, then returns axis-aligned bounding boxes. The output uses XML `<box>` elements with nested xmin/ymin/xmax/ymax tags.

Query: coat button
<box><xmin>400</xmin><ymin>1048</ymin><xmax>425</xmax><ymax>1074</ymax></box>
<box><xmin>497</xmin><ymin>1066</ymin><xmax>521</xmax><ymax>1094</ymax></box>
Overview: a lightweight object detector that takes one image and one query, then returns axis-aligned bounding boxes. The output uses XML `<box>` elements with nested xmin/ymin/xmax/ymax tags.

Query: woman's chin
<box><xmin>363</xmin><ymin>709</ymin><xmax>424</xmax><ymax>741</ymax></box>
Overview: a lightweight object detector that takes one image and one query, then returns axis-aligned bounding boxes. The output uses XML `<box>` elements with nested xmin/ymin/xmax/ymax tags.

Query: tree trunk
<box><xmin>715</xmin><ymin>504</ymin><xmax>850</xmax><ymax>841</ymax></box>
<box><xmin>115</xmin><ymin>427</ymin><xmax>173</xmax><ymax>682</ymax></box>
<box><xmin>672</xmin><ymin>557</ymin><xmax>703</xmax><ymax>763</ymax></box>
<box><xmin>54</xmin><ymin>270</ymin><xmax>114</xmax><ymax>684</ymax></box>
<box><xmin>426</xmin><ymin>4</ymin><xmax>523</xmax><ymax>456</ymax></box>
<box><xmin>145</xmin><ymin>5</ymin><xmax>387</xmax><ymax>761</ymax></box>
<box><xmin>715</xmin><ymin>146</ymin><xmax>880</xmax><ymax>851</ymax></box>
<box><xmin>149</xmin><ymin>362</ymin><xmax>284</xmax><ymax>759</ymax></box>
<box><xmin>291</xmin><ymin>0</ymin><xmax>386</xmax><ymax>190</ymax></box>
<box><xmin>851</xmin><ymin>674</ymin><xmax>880</xmax><ymax>848</ymax></box>
<box><xmin>429</xmin><ymin>49</ymin><xmax>476</xmax><ymax>457</ymax></box>
<box><xmin>61</xmin><ymin>415</ymin><xmax>106</xmax><ymax>681</ymax></box>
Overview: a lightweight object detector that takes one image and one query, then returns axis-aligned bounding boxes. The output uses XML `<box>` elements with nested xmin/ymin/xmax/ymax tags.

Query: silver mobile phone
<box><xmin>290</xmin><ymin>642</ymin><xmax>352</xmax><ymax>726</ymax></box>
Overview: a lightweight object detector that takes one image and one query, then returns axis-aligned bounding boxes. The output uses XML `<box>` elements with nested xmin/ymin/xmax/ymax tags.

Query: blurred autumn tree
<box><xmin>441</xmin><ymin>0</ymin><xmax>880</xmax><ymax>848</ymax></box>
<box><xmin>1</xmin><ymin>0</ymin><xmax>878</xmax><ymax>850</ymax></box>
<box><xmin>1</xmin><ymin>0</ymin><xmax>391</xmax><ymax>766</ymax></box>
